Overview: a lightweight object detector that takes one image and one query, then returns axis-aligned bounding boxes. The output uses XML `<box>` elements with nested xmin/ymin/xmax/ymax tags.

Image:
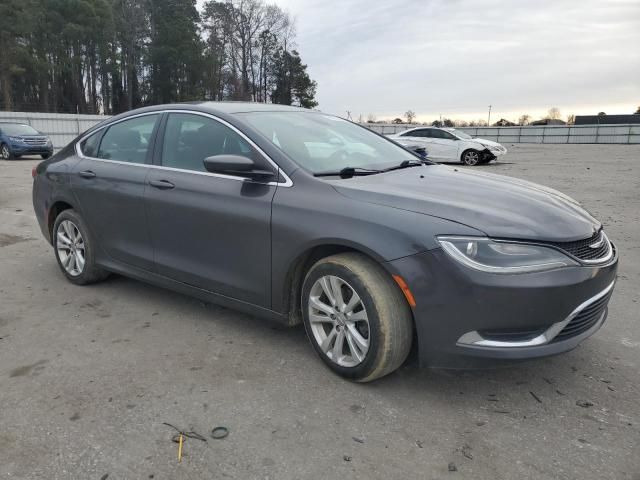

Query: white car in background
<box><xmin>388</xmin><ymin>127</ymin><xmax>507</xmax><ymax>166</ymax></box>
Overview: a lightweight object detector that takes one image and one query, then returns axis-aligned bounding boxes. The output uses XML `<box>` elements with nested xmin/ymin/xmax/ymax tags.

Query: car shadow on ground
<box><xmin>92</xmin><ymin>272</ymin><xmax>621</xmax><ymax>408</ymax></box>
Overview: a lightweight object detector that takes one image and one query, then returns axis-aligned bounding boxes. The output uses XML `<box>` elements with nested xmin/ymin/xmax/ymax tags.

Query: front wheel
<box><xmin>0</xmin><ymin>143</ymin><xmax>12</xmax><ymax>160</ymax></box>
<box><xmin>301</xmin><ymin>253</ymin><xmax>413</xmax><ymax>382</ymax></box>
<box><xmin>41</xmin><ymin>153</ymin><xmax>51</xmax><ymax>159</ymax></box>
<box><xmin>52</xmin><ymin>209</ymin><xmax>109</xmax><ymax>285</ymax></box>
<box><xmin>461</xmin><ymin>149</ymin><xmax>481</xmax><ymax>166</ymax></box>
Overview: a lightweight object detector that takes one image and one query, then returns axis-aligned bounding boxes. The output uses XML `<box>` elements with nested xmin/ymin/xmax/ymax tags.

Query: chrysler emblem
<box><xmin>589</xmin><ymin>237</ymin><xmax>604</xmax><ymax>249</ymax></box>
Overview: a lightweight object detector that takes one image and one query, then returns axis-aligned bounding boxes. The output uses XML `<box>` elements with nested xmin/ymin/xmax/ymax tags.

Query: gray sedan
<box><xmin>32</xmin><ymin>102</ymin><xmax>618</xmax><ymax>381</ymax></box>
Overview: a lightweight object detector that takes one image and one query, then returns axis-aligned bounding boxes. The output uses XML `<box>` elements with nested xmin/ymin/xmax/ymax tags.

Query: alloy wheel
<box><xmin>56</xmin><ymin>220</ymin><xmax>86</xmax><ymax>277</ymax></box>
<box><xmin>463</xmin><ymin>150</ymin><xmax>480</xmax><ymax>166</ymax></box>
<box><xmin>308</xmin><ymin>275</ymin><xmax>370</xmax><ymax>367</ymax></box>
<box><xmin>1</xmin><ymin>145</ymin><xmax>10</xmax><ymax>160</ymax></box>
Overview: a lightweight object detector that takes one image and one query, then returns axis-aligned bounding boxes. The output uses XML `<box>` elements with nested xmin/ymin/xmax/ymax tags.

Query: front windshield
<box><xmin>450</xmin><ymin>129</ymin><xmax>472</xmax><ymax>140</ymax></box>
<box><xmin>239</xmin><ymin>111</ymin><xmax>417</xmax><ymax>173</ymax></box>
<box><xmin>1</xmin><ymin>124</ymin><xmax>40</xmax><ymax>136</ymax></box>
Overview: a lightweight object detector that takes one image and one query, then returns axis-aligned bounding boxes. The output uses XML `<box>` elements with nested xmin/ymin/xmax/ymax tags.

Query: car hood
<box><xmin>472</xmin><ymin>138</ymin><xmax>502</xmax><ymax>148</ymax></box>
<box><xmin>329</xmin><ymin>165</ymin><xmax>600</xmax><ymax>242</ymax></box>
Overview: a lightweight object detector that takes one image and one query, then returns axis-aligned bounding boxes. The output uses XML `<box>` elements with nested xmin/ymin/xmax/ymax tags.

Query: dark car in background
<box><xmin>0</xmin><ymin>123</ymin><xmax>54</xmax><ymax>160</ymax></box>
<box><xmin>32</xmin><ymin>102</ymin><xmax>618</xmax><ymax>382</ymax></box>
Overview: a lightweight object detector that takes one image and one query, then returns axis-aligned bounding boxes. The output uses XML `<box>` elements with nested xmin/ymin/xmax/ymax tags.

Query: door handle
<box><xmin>78</xmin><ymin>170</ymin><xmax>96</xmax><ymax>179</ymax></box>
<box><xmin>149</xmin><ymin>179</ymin><xmax>175</xmax><ymax>190</ymax></box>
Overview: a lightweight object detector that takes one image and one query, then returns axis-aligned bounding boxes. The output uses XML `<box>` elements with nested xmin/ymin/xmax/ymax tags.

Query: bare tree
<box><xmin>366</xmin><ymin>113</ymin><xmax>377</xmax><ymax>123</ymax></box>
<box><xmin>547</xmin><ymin>107</ymin><xmax>561</xmax><ymax>120</ymax></box>
<box><xmin>518</xmin><ymin>114</ymin><xmax>531</xmax><ymax>126</ymax></box>
<box><xmin>392</xmin><ymin>117</ymin><xmax>403</xmax><ymax>124</ymax></box>
<box><xmin>635</xmin><ymin>106</ymin><xmax>640</xmax><ymax>114</ymax></box>
<box><xmin>404</xmin><ymin>110</ymin><xmax>416</xmax><ymax>124</ymax></box>
<box><xmin>566</xmin><ymin>114</ymin><xmax>575</xmax><ymax>125</ymax></box>
<box><xmin>597</xmin><ymin>111</ymin><xmax>606</xmax><ymax>116</ymax></box>
<box><xmin>454</xmin><ymin>120</ymin><xmax>469</xmax><ymax>127</ymax></box>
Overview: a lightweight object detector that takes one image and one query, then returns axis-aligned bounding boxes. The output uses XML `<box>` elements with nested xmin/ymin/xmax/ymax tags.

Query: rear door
<box><xmin>71</xmin><ymin>113</ymin><xmax>160</xmax><ymax>270</ymax></box>
<box><xmin>144</xmin><ymin>112</ymin><xmax>278</xmax><ymax>307</ymax></box>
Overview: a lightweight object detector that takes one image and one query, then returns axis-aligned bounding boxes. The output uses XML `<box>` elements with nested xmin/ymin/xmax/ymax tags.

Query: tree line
<box><xmin>0</xmin><ymin>0</ymin><xmax>318</xmax><ymax>114</ymax></box>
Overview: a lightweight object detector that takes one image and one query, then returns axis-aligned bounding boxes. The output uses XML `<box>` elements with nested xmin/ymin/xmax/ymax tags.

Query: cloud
<box><xmin>201</xmin><ymin>0</ymin><xmax>640</xmax><ymax>121</ymax></box>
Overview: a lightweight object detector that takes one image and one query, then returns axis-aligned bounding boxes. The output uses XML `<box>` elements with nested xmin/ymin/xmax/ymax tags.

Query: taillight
<box><xmin>32</xmin><ymin>167</ymin><xmax>37</xmax><ymax>178</ymax></box>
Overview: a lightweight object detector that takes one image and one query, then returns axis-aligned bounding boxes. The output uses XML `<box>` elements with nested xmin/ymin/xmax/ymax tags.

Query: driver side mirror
<box><xmin>203</xmin><ymin>155</ymin><xmax>275</xmax><ymax>181</ymax></box>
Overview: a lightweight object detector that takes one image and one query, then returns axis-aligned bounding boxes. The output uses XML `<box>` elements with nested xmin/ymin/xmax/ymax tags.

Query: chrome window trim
<box><xmin>456</xmin><ymin>280</ymin><xmax>615</xmax><ymax>348</ymax></box>
<box><xmin>74</xmin><ymin>109</ymin><xmax>293</xmax><ymax>187</ymax></box>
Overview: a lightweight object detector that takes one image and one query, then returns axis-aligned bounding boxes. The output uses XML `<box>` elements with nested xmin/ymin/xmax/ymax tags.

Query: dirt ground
<box><xmin>0</xmin><ymin>144</ymin><xmax>638</xmax><ymax>479</ymax></box>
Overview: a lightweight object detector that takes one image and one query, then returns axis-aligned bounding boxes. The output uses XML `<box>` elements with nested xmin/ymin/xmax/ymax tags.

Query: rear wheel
<box><xmin>301</xmin><ymin>253</ymin><xmax>413</xmax><ymax>382</ymax></box>
<box><xmin>0</xmin><ymin>143</ymin><xmax>12</xmax><ymax>160</ymax></box>
<box><xmin>461</xmin><ymin>149</ymin><xmax>481</xmax><ymax>166</ymax></box>
<box><xmin>52</xmin><ymin>209</ymin><xmax>109</xmax><ymax>285</ymax></box>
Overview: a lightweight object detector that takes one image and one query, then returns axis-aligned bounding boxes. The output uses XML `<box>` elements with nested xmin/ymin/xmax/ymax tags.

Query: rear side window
<box><xmin>401</xmin><ymin>130</ymin><xmax>423</xmax><ymax>137</ymax></box>
<box><xmin>97</xmin><ymin>114</ymin><xmax>159</xmax><ymax>163</ymax></box>
<box><xmin>80</xmin><ymin>133</ymin><xmax>101</xmax><ymax>157</ymax></box>
<box><xmin>160</xmin><ymin>113</ymin><xmax>259</xmax><ymax>173</ymax></box>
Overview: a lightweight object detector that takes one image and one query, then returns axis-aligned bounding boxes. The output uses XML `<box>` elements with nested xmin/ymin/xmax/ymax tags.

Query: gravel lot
<box><xmin>1</xmin><ymin>144</ymin><xmax>639</xmax><ymax>480</ymax></box>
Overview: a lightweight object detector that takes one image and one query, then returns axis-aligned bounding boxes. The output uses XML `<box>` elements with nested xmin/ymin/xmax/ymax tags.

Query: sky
<box><xmin>198</xmin><ymin>0</ymin><xmax>640</xmax><ymax>123</ymax></box>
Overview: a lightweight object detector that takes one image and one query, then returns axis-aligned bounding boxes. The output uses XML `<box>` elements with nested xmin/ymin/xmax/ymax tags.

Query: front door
<box><xmin>145</xmin><ymin>112</ymin><xmax>277</xmax><ymax>308</ymax></box>
<box><xmin>430</xmin><ymin>129</ymin><xmax>460</xmax><ymax>161</ymax></box>
<box><xmin>71</xmin><ymin>113</ymin><xmax>160</xmax><ymax>270</ymax></box>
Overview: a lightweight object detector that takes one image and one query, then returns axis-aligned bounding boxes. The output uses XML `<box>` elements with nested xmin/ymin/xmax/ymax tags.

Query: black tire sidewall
<box><xmin>52</xmin><ymin>209</ymin><xmax>97</xmax><ymax>285</ymax></box>
<box><xmin>302</xmin><ymin>261</ymin><xmax>382</xmax><ymax>381</ymax></box>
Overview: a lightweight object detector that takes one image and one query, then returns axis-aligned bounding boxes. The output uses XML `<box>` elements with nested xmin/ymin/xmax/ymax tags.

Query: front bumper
<box><xmin>10</xmin><ymin>144</ymin><xmax>53</xmax><ymax>156</ymax></box>
<box><xmin>388</xmin><ymin>247</ymin><xmax>618</xmax><ymax>368</ymax></box>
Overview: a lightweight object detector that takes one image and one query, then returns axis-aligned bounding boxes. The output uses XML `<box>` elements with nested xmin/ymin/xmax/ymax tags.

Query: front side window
<box><xmin>240</xmin><ymin>112</ymin><xmax>416</xmax><ymax>174</ymax></box>
<box><xmin>438</xmin><ymin>130</ymin><xmax>457</xmax><ymax>140</ymax></box>
<box><xmin>161</xmin><ymin>113</ymin><xmax>258</xmax><ymax>172</ymax></box>
<box><xmin>97</xmin><ymin>114</ymin><xmax>159</xmax><ymax>163</ymax></box>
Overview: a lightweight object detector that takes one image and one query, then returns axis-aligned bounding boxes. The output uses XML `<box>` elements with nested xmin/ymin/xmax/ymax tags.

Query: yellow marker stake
<box><xmin>178</xmin><ymin>433</ymin><xmax>184</xmax><ymax>462</ymax></box>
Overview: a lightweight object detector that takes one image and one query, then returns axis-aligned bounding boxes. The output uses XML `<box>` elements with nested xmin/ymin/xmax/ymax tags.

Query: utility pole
<box><xmin>487</xmin><ymin>105</ymin><xmax>492</xmax><ymax>126</ymax></box>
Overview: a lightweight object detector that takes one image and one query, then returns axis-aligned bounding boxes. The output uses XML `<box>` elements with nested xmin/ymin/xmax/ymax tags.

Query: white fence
<box><xmin>0</xmin><ymin>111</ymin><xmax>107</xmax><ymax>149</ymax></box>
<box><xmin>2</xmin><ymin>111</ymin><xmax>640</xmax><ymax>148</ymax></box>
<box><xmin>363</xmin><ymin>123</ymin><xmax>640</xmax><ymax>144</ymax></box>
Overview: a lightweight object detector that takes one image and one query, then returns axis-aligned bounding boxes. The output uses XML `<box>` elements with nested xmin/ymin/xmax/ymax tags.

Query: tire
<box><xmin>301</xmin><ymin>252</ymin><xmax>413</xmax><ymax>382</ymax></box>
<box><xmin>52</xmin><ymin>209</ymin><xmax>109</xmax><ymax>285</ymax></box>
<box><xmin>461</xmin><ymin>149</ymin><xmax>481</xmax><ymax>166</ymax></box>
<box><xmin>0</xmin><ymin>143</ymin><xmax>13</xmax><ymax>160</ymax></box>
<box><xmin>41</xmin><ymin>153</ymin><xmax>51</xmax><ymax>159</ymax></box>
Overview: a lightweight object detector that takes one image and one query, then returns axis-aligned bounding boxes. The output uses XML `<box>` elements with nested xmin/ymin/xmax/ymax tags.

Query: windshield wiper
<box><xmin>314</xmin><ymin>167</ymin><xmax>383</xmax><ymax>178</ymax></box>
<box><xmin>381</xmin><ymin>159</ymin><xmax>425</xmax><ymax>172</ymax></box>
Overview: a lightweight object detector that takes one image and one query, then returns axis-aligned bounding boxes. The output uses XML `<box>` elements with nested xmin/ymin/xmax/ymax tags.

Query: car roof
<box><xmin>161</xmin><ymin>101</ymin><xmax>311</xmax><ymax>115</ymax></box>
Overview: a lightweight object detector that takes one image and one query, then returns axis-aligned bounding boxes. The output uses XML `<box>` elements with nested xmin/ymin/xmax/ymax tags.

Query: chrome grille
<box><xmin>547</xmin><ymin>230</ymin><xmax>611</xmax><ymax>262</ymax></box>
<box><xmin>23</xmin><ymin>137</ymin><xmax>48</xmax><ymax>146</ymax></box>
<box><xmin>553</xmin><ymin>289</ymin><xmax>612</xmax><ymax>341</ymax></box>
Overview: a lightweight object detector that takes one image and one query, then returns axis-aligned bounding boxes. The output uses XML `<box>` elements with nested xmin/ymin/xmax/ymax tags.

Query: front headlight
<box><xmin>436</xmin><ymin>236</ymin><xmax>578</xmax><ymax>274</ymax></box>
<box><xmin>8</xmin><ymin>136</ymin><xmax>25</xmax><ymax>143</ymax></box>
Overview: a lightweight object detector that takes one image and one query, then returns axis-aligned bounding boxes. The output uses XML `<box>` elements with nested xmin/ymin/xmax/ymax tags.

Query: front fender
<box><xmin>270</xmin><ymin>173</ymin><xmax>483</xmax><ymax>313</ymax></box>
